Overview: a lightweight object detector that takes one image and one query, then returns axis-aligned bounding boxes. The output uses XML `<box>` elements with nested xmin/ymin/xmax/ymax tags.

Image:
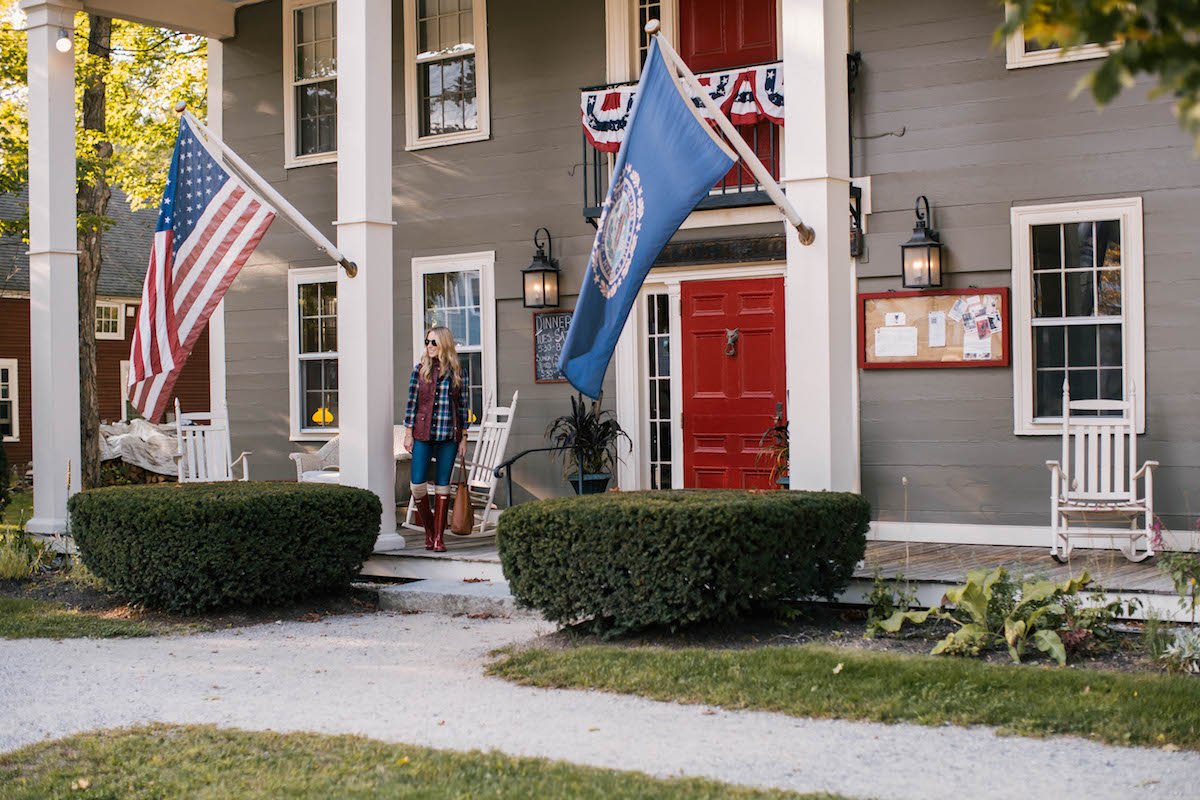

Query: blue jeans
<box><xmin>410</xmin><ymin>439</ymin><xmax>458</xmax><ymax>486</ymax></box>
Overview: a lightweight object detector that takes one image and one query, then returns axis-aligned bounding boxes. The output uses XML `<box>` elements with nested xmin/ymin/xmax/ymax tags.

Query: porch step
<box><xmin>359</xmin><ymin>578</ymin><xmax>540</xmax><ymax>619</ymax></box>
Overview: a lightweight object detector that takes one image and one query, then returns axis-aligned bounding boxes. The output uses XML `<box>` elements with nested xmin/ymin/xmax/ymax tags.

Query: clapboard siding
<box><xmin>223</xmin><ymin>0</ymin><xmax>607</xmax><ymax>486</ymax></box>
<box><xmin>0</xmin><ymin>297</ymin><xmax>33</xmax><ymax>467</ymax></box>
<box><xmin>855</xmin><ymin>0</ymin><xmax>1200</xmax><ymax>528</ymax></box>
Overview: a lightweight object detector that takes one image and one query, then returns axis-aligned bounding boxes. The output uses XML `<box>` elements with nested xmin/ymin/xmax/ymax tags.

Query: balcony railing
<box><xmin>579</xmin><ymin>65</ymin><xmax>782</xmax><ymax>222</ymax></box>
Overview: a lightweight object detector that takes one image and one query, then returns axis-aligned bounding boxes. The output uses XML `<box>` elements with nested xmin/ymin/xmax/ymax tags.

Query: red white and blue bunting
<box><xmin>581</xmin><ymin>61</ymin><xmax>783</xmax><ymax>153</ymax></box>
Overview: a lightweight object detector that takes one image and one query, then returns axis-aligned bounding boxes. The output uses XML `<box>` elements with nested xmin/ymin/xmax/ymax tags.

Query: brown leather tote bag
<box><xmin>450</xmin><ymin>450</ymin><xmax>474</xmax><ymax>535</ymax></box>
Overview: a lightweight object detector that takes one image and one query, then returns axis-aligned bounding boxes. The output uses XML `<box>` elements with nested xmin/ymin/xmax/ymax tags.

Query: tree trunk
<box><xmin>77</xmin><ymin>15</ymin><xmax>112</xmax><ymax>491</ymax></box>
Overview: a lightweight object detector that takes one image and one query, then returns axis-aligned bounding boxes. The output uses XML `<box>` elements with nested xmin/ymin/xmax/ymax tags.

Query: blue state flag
<box><xmin>559</xmin><ymin>38</ymin><xmax>736</xmax><ymax>398</ymax></box>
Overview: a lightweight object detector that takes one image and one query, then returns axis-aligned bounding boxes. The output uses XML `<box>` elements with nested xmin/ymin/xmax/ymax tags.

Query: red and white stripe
<box><xmin>128</xmin><ymin>178</ymin><xmax>274</xmax><ymax>422</ymax></box>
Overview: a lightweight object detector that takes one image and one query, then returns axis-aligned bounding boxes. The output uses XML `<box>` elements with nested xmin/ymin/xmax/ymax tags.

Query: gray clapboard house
<box><xmin>16</xmin><ymin>0</ymin><xmax>1198</xmax><ymax>550</ymax></box>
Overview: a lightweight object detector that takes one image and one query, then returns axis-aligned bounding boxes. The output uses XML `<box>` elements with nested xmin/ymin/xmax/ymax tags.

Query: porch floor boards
<box><xmin>369</xmin><ymin>537</ymin><xmax>1174</xmax><ymax>596</ymax></box>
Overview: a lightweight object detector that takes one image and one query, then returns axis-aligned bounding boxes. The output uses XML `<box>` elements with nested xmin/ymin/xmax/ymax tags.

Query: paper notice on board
<box><xmin>963</xmin><ymin>328</ymin><xmax>992</xmax><ymax>361</ymax></box>
<box><xmin>875</xmin><ymin>326</ymin><xmax>919</xmax><ymax>357</ymax></box>
<box><xmin>948</xmin><ymin>298</ymin><xmax>967</xmax><ymax>322</ymax></box>
<box><xmin>985</xmin><ymin>298</ymin><xmax>1003</xmax><ymax>334</ymax></box>
<box><xmin>928</xmin><ymin>311</ymin><xmax>947</xmax><ymax>347</ymax></box>
<box><xmin>884</xmin><ymin>312</ymin><xmax>906</xmax><ymax>327</ymax></box>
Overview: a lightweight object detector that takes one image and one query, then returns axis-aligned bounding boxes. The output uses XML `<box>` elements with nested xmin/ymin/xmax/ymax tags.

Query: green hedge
<box><xmin>497</xmin><ymin>489</ymin><xmax>870</xmax><ymax>636</ymax></box>
<box><xmin>68</xmin><ymin>482</ymin><xmax>381</xmax><ymax>613</ymax></box>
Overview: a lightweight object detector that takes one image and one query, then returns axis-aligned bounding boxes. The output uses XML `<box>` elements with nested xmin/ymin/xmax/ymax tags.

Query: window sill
<box><xmin>405</xmin><ymin>128</ymin><xmax>489</xmax><ymax>152</ymax></box>
<box><xmin>1006</xmin><ymin>42</ymin><xmax>1113</xmax><ymax>70</ymax></box>
<box><xmin>1016</xmin><ymin>420</ymin><xmax>1145</xmax><ymax>436</ymax></box>
<box><xmin>291</xmin><ymin>429</ymin><xmax>339</xmax><ymax>442</ymax></box>
<box><xmin>95</xmin><ymin>332</ymin><xmax>124</xmax><ymax>341</ymax></box>
<box><xmin>285</xmin><ymin>151</ymin><xmax>338</xmax><ymax>170</ymax></box>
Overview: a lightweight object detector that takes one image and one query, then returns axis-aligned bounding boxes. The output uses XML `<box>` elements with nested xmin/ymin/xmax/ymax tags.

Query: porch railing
<box><xmin>579</xmin><ymin>73</ymin><xmax>780</xmax><ymax>221</ymax></box>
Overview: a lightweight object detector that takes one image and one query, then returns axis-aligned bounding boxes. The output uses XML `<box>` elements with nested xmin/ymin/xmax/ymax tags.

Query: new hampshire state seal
<box><xmin>589</xmin><ymin>164</ymin><xmax>644</xmax><ymax>299</ymax></box>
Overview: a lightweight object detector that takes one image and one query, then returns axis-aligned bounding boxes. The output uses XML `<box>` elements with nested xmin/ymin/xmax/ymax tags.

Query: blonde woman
<box><xmin>403</xmin><ymin>326</ymin><xmax>470</xmax><ymax>551</ymax></box>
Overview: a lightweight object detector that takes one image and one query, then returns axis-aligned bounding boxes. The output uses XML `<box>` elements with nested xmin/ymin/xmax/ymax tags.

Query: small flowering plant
<box><xmin>1151</xmin><ymin>517</ymin><xmax>1200</xmax><ymax>625</ymax></box>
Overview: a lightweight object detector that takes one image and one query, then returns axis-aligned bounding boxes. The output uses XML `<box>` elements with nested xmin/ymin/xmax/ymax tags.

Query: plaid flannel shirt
<box><xmin>403</xmin><ymin>364</ymin><xmax>470</xmax><ymax>441</ymax></box>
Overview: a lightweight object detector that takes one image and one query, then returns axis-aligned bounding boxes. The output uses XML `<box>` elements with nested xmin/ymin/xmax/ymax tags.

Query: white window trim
<box><xmin>409</xmin><ymin>251</ymin><xmax>496</xmax><ymax>431</ymax></box>
<box><xmin>95</xmin><ymin>301</ymin><xmax>124</xmax><ymax>340</ymax></box>
<box><xmin>283</xmin><ymin>0</ymin><xmax>338</xmax><ymax>169</ymax></box>
<box><xmin>0</xmin><ymin>358</ymin><xmax>18</xmax><ymax>442</ymax></box>
<box><xmin>1010</xmin><ymin>197</ymin><xmax>1145</xmax><ymax>436</ymax></box>
<box><xmin>403</xmin><ymin>0</ymin><xmax>491</xmax><ymax>151</ymax></box>
<box><xmin>1003</xmin><ymin>5</ymin><xmax>1115</xmax><ymax>70</ymax></box>
<box><xmin>288</xmin><ymin>265</ymin><xmax>340</xmax><ymax>440</ymax></box>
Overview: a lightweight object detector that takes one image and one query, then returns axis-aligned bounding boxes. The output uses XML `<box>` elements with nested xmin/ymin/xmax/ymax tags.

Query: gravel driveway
<box><xmin>3</xmin><ymin>611</ymin><xmax>1199</xmax><ymax>799</ymax></box>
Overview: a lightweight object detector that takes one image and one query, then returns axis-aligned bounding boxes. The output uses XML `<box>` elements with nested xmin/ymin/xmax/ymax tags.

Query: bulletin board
<box><xmin>533</xmin><ymin>310</ymin><xmax>573</xmax><ymax>383</ymax></box>
<box><xmin>858</xmin><ymin>288</ymin><xmax>1010</xmax><ymax>369</ymax></box>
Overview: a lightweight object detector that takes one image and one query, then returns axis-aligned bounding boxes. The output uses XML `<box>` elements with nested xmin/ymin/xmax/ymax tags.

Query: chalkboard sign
<box><xmin>533</xmin><ymin>310</ymin><xmax>573</xmax><ymax>383</ymax></box>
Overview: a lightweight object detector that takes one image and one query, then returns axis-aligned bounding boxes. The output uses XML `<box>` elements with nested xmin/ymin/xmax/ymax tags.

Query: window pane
<box><xmin>1064</xmin><ymin>221</ymin><xmax>1094</xmax><ymax>269</ymax></box>
<box><xmin>1098</xmin><ymin>324</ymin><xmax>1122</xmax><ymax>366</ymax></box>
<box><xmin>440</xmin><ymin>14</ymin><xmax>459</xmax><ymax>48</ymax></box>
<box><xmin>659</xmin><ymin>421</ymin><xmax>671</xmax><ymax>461</ymax></box>
<box><xmin>1097</xmin><ymin>220</ymin><xmax>1121</xmax><ymax>266</ymax></box>
<box><xmin>1067</xmin><ymin>326</ymin><xmax>1097</xmax><ymax>367</ymax></box>
<box><xmin>1068</xmin><ymin>369</ymin><xmax>1098</xmax><ymax>402</ymax></box>
<box><xmin>315</xmin><ymin>2</ymin><xmax>333</xmax><ymax>39</ymax></box>
<box><xmin>314</xmin><ymin>40</ymin><xmax>335</xmax><ymax>78</ymax></box>
<box><xmin>420</xmin><ymin>19</ymin><xmax>437</xmax><ymax>54</ymax></box>
<box><xmin>460</xmin><ymin>10</ymin><xmax>473</xmax><ymax>46</ymax></box>
<box><xmin>1064</xmin><ymin>271</ymin><xmax>1094</xmax><ymax>316</ymax></box>
<box><xmin>0</xmin><ymin>400</ymin><xmax>10</xmax><ymax>438</ymax></box>
<box><xmin>1098</xmin><ymin>269</ymin><xmax>1122</xmax><ymax>315</ymax></box>
<box><xmin>1100</xmin><ymin>368</ymin><xmax>1124</xmax><ymax>401</ymax></box>
<box><xmin>1033</xmin><ymin>273</ymin><xmax>1062</xmax><ymax>318</ymax></box>
<box><xmin>319</xmin><ymin>283</ymin><xmax>336</xmax><ymax>316</ymax></box>
<box><xmin>1036</xmin><ymin>370</ymin><xmax>1065</xmax><ymax>417</ymax></box>
<box><xmin>420</xmin><ymin>0</ymin><xmax>439</xmax><ymax>18</ymax></box>
<box><xmin>657</xmin><ymin>337</ymin><xmax>670</xmax><ymax>377</ymax></box>
<box><xmin>1035</xmin><ymin>325</ymin><xmax>1064</xmax><ymax>369</ymax></box>
<box><xmin>301</xmin><ymin>319</ymin><xmax>319</xmax><ymax>354</ymax></box>
<box><xmin>424</xmin><ymin>273</ymin><xmax>446</xmax><ymax>313</ymax></box>
<box><xmin>321</xmin><ymin>319</ymin><xmax>337</xmax><ymax>353</ymax></box>
<box><xmin>649</xmin><ymin>419</ymin><xmax>659</xmax><ymax>460</ymax></box>
<box><xmin>1032</xmin><ymin>224</ymin><xmax>1060</xmax><ymax>270</ymax></box>
<box><xmin>658</xmin><ymin>379</ymin><xmax>670</xmax><ymax>419</ymax></box>
<box><xmin>295</xmin><ymin>7</ymin><xmax>312</xmax><ymax>44</ymax></box>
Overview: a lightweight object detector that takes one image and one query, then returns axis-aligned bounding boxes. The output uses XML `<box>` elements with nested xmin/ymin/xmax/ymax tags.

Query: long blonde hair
<box><xmin>419</xmin><ymin>326</ymin><xmax>464</xmax><ymax>389</ymax></box>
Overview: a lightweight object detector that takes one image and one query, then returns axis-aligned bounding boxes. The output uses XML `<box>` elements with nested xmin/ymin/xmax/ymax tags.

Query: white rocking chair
<box><xmin>174</xmin><ymin>398</ymin><xmax>252</xmax><ymax>482</ymax></box>
<box><xmin>402</xmin><ymin>390</ymin><xmax>519</xmax><ymax>538</ymax></box>
<box><xmin>1045</xmin><ymin>381</ymin><xmax>1157</xmax><ymax>563</ymax></box>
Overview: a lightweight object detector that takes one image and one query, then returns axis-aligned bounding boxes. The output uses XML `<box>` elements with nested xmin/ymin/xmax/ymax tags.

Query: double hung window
<box><xmin>288</xmin><ymin>267</ymin><xmax>340</xmax><ymax>438</ymax></box>
<box><xmin>411</xmin><ymin>252</ymin><xmax>495</xmax><ymax>427</ymax></box>
<box><xmin>1011</xmin><ymin>198</ymin><xmax>1145</xmax><ymax>434</ymax></box>
<box><xmin>95</xmin><ymin>303</ymin><xmax>123</xmax><ymax>340</ymax></box>
<box><xmin>0</xmin><ymin>359</ymin><xmax>16</xmax><ymax>441</ymax></box>
<box><xmin>404</xmin><ymin>0</ymin><xmax>490</xmax><ymax>149</ymax></box>
<box><xmin>285</xmin><ymin>0</ymin><xmax>338</xmax><ymax>166</ymax></box>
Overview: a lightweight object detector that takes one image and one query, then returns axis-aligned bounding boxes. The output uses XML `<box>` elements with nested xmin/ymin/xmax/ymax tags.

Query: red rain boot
<box><xmin>432</xmin><ymin>494</ymin><xmax>450</xmax><ymax>553</ymax></box>
<box><xmin>414</xmin><ymin>494</ymin><xmax>435</xmax><ymax>550</ymax></box>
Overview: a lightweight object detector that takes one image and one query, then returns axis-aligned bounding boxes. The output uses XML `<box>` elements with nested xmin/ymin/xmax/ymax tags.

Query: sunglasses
<box><xmin>425</xmin><ymin>338</ymin><xmax>438</xmax><ymax>346</ymax></box>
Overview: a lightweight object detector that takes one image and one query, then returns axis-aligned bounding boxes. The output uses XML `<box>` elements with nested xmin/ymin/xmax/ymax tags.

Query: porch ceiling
<box><xmin>73</xmin><ymin>0</ymin><xmax>263</xmax><ymax>39</ymax></box>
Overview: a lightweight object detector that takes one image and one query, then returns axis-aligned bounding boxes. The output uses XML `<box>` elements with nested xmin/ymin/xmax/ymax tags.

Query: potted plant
<box><xmin>757</xmin><ymin>419</ymin><xmax>789</xmax><ymax>488</ymax></box>
<box><xmin>545</xmin><ymin>393</ymin><xmax>631</xmax><ymax>494</ymax></box>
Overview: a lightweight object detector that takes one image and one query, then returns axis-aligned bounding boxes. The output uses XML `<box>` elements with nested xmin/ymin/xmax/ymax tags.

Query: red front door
<box><xmin>681</xmin><ymin>277</ymin><xmax>785</xmax><ymax>489</ymax></box>
<box><xmin>679</xmin><ymin>0</ymin><xmax>779</xmax><ymax>189</ymax></box>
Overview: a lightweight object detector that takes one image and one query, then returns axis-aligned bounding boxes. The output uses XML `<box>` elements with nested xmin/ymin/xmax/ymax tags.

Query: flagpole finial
<box><xmin>174</xmin><ymin>101</ymin><xmax>187</xmax><ymax>115</ymax></box>
<box><xmin>644</xmin><ymin>18</ymin><xmax>660</xmax><ymax>35</ymax></box>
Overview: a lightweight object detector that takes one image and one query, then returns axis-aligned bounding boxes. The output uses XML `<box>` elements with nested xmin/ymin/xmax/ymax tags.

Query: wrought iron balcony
<box><xmin>578</xmin><ymin>64</ymin><xmax>782</xmax><ymax>222</ymax></box>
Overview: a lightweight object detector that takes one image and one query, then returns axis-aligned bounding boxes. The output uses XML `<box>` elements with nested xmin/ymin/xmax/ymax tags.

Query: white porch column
<box><xmin>206</xmin><ymin>39</ymin><xmax>227</xmax><ymax>417</ymax></box>
<box><xmin>23</xmin><ymin>0</ymin><xmax>82</xmax><ymax>535</ymax></box>
<box><xmin>336</xmin><ymin>0</ymin><xmax>396</xmax><ymax>537</ymax></box>
<box><xmin>780</xmin><ymin>0</ymin><xmax>860</xmax><ymax>492</ymax></box>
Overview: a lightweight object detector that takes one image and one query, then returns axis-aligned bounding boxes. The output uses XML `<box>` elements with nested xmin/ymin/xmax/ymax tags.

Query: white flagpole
<box><xmin>647</xmin><ymin>20</ymin><xmax>815</xmax><ymax>246</ymax></box>
<box><xmin>175</xmin><ymin>103</ymin><xmax>359</xmax><ymax>277</ymax></box>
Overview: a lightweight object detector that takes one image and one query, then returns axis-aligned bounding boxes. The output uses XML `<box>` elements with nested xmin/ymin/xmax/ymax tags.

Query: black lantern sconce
<box><xmin>522</xmin><ymin>227</ymin><xmax>560</xmax><ymax>308</ymax></box>
<box><xmin>900</xmin><ymin>195</ymin><xmax>943</xmax><ymax>289</ymax></box>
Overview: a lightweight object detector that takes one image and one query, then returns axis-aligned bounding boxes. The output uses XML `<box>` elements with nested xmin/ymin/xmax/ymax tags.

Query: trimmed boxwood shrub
<box><xmin>68</xmin><ymin>481</ymin><xmax>381</xmax><ymax>613</ymax></box>
<box><xmin>497</xmin><ymin>489</ymin><xmax>870</xmax><ymax>636</ymax></box>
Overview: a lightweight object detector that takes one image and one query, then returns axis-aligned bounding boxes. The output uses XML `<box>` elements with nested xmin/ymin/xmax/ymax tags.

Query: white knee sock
<box><xmin>434</xmin><ymin>484</ymin><xmax>453</xmax><ymax>497</ymax></box>
<box><xmin>411</xmin><ymin>482</ymin><xmax>429</xmax><ymax>499</ymax></box>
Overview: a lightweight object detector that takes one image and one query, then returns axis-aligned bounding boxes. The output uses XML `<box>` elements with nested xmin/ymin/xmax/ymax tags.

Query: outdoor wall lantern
<box><xmin>900</xmin><ymin>195</ymin><xmax>943</xmax><ymax>288</ymax></box>
<box><xmin>522</xmin><ymin>227</ymin><xmax>560</xmax><ymax>308</ymax></box>
<box><xmin>55</xmin><ymin>29</ymin><xmax>73</xmax><ymax>53</ymax></box>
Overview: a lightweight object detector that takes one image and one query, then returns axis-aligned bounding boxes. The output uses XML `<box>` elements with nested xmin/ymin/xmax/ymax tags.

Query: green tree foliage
<box><xmin>0</xmin><ymin>1</ymin><xmax>207</xmax><ymax>233</ymax></box>
<box><xmin>1000</xmin><ymin>1</ymin><xmax>1200</xmax><ymax>147</ymax></box>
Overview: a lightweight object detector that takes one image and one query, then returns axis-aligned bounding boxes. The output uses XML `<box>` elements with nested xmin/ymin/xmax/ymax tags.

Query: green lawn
<box><xmin>488</xmin><ymin>644</ymin><xmax>1200</xmax><ymax>751</ymax></box>
<box><xmin>0</xmin><ymin>597</ymin><xmax>163</xmax><ymax>639</ymax></box>
<box><xmin>0</xmin><ymin>724</ymin><xmax>844</xmax><ymax>800</ymax></box>
<box><xmin>1</xmin><ymin>490</ymin><xmax>31</xmax><ymax>532</ymax></box>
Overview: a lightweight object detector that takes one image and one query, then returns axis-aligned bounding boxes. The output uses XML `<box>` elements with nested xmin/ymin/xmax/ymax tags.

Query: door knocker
<box><xmin>725</xmin><ymin>328</ymin><xmax>739</xmax><ymax>356</ymax></box>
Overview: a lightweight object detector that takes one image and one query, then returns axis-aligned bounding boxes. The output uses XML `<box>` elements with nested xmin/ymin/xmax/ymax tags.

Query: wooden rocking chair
<box><xmin>174</xmin><ymin>398</ymin><xmax>252</xmax><ymax>482</ymax></box>
<box><xmin>1046</xmin><ymin>381</ymin><xmax>1157</xmax><ymax>562</ymax></box>
<box><xmin>402</xmin><ymin>391</ymin><xmax>519</xmax><ymax>538</ymax></box>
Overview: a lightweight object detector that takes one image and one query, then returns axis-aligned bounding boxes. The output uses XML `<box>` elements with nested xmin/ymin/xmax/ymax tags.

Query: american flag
<box><xmin>128</xmin><ymin>117</ymin><xmax>275</xmax><ymax>421</ymax></box>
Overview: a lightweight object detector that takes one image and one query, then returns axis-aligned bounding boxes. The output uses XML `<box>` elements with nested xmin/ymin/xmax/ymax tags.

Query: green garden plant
<box><xmin>0</xmin><ymin>528</ymin><xmax>51</xmax><ymax>580</ymax></box>
<box><xmin>1143</xmin><ymin>607</ymin><xmax>1173</xmax><ymax>663</ymax></box>
<box><xmin>0</xmin><ymin>439</ymin><xmax>10</xmax><ymax>512</ymax></box>
<box><xmin>498</xmin><ymin>489</ymin><xmax>870</xmax><ymax>637</ymax></box>
<box><xmin>68</xmin><ymin>482</ymin><xmax>380</xmax><ymax>613</ymax></box>
<box><xmin>873</xmin><ymin>567</ymin><xmax>1092</xmax><ymax>665</ymax></box>
<box><xmin>1163</xmin><ymin>628</ymin><xmax>1200</xmax><ymax>674</ymax></box>
<box><xmin>545</xmin><ymin>393</ymin><xmax>632</xmax><ymax>479</ymax></box>
<box><xmin>863</xmin><ymin>569</ymin><xmax>918</xmax><ymax>633</ymax></box>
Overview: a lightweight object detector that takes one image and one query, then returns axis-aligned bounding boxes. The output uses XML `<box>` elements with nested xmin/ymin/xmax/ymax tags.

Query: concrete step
<box><xmin>358</xmin><ymin>578</ymin><xmax>541</xmax><ymax>619</ymax></box>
